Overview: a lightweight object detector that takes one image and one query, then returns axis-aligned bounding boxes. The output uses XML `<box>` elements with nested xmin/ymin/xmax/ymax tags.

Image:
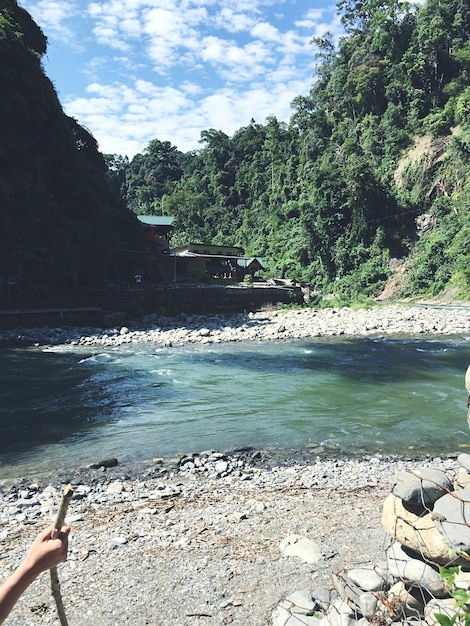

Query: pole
<box><xmin>50</xmin><ymin>484</ymin><xmax>74</xmax><ymax>626</ymax></box>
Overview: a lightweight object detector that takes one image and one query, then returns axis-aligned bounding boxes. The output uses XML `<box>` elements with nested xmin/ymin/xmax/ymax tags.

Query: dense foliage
<box><xmin>111</xmin><ymin>0</ymin><xmax>469</xmax><ymax>302</ymax></box>
<box><xmin>2</xmin><ymin>0</ymin><xmax>468</xmax><ymax>304</ymax></box>
<box><xmin>0</xmin><ymin>0</ymin><xmax>143</xmax><ymax>302</ymax></box>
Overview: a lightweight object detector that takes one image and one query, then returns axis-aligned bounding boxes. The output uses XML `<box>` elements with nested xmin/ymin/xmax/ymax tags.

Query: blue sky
<box><xmin>21</xmin><ymin>0</ymin><xmax>343</xmax><ymax>158</ymax></box>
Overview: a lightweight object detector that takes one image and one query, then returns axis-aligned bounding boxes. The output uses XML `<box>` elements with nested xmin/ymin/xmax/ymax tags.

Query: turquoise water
<box><xmin>0</xmin><ymin>336</ymin><xmax>469</xmax><ymax>479</ymax></box>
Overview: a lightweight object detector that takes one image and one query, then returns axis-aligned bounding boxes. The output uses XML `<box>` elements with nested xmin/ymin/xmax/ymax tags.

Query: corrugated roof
<box><xmin>137</xmin><ymin>215</ymin><xmax>175</xmax><ymax>226</ymax></box>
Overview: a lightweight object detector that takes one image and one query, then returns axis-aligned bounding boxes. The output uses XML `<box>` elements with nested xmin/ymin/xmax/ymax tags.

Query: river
<box><xmin>0</xmin><ymin>335</ymin><xmax>469</xmax><ymax>479</ymax></box>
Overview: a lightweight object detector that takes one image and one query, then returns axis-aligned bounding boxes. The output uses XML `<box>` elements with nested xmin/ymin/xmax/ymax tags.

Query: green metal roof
<box><xmin>236</xmin><ymin>257</ymin><xmax>267</xmax><ymax>269</ymax></box>
<box><xmin>137</xmin><ymin>215</ymin><xmax>175</xmax><ymax>226</ymax></box>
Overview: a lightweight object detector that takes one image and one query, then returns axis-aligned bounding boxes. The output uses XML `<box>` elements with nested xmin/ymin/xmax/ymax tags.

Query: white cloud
<box><xmin>22</xmin><ymin>0</ymin><xmax>81</xmax><ymax>47</ymax></box>
<box><xmin>142</xmin><ymin>7</ymin><xmax>206</xmax><ymax>69</ymax></box>
<box><xmin>62</xmin><ymin>70</ymin><xmax>313</xmax><ymax>157</ymax></box>
<box><xmin>295</xmin><ymin>7</ymin><xmax>344</xmax><ymax>45</ymax></box>
<box><xmin>88</xmin><ymin>1</ymin><xmax>136</xmax><ymax>49</ymax></box>
<box><xmin>250</xmin><ymin>21</ymin><xmax>280</xmax><ymax>42</ymax></box>
<box><xmin>20</xmin><ymin>0</ymin><xmax>343</xmax><ymax>157</ymax></box>
<box><xmin>180</xmin><ymin>81</ymin><xmax>204</xmax><ymax>96</ymax></box>
<box><xmin>214</xmin><ymin>8</ymin><xmax>257</xmax><ymax>32</ymax></box>
<box><xmin>199</xmin><ymin>36</ymin><xmax>273</xmax><ymax>81</ymax></box>
<box><xmin>297</xmin><ymin>8</ymin><xmax>326</xmax><ymax>26</ymax></box>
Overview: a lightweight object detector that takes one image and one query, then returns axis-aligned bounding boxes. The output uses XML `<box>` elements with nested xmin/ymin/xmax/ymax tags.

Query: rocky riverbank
<box><xmin>0</xmin><ymin>452</ymin><xmax>461</xmax><ymax>626</ymax></box>
<box><xmin>1</xmin><ymin>303</ymin><xmax>469</xmax><ymax>625</ymax></box>
<box><xmin>2</xmin><ymin>302</ymin><xmax>470</xmax><ymax>349</ymax></box>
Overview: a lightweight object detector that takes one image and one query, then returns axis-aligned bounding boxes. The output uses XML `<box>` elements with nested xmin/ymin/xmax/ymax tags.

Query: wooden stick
<box><xmin>50</xmin><ymin>484</ymin><xmax>73</xmax><ymax>626</ymax></box>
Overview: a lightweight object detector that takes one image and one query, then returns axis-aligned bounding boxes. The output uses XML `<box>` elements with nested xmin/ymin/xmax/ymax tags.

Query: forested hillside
<box><xmin>111</xmin><ymin>0</ymin><xmax>470</xmax><ymax>303</ymax></box>
<box><xmin>0</xmin><ymin>0</ymin><xmax>143</xmax><ymax>303</ymax></box>
<box><xmin>1</xmin><ymin>0</ymin><xmax>468</xmax><ymax>306</ymax></box>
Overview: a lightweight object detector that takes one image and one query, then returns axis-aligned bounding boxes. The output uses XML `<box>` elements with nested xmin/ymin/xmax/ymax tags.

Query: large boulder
<box><xmin>433</xmin><ymin>490</ymin><xmax>470</xmax><ymax>552</ymax></box>
<box><xmin>391</xmin><ymin>469</ymin><xmax>453</xmax><ymax>507</ymax></box>
<box><xmin>382</xmin><ymin>493</ymin><xmax>452</xmax><ymax>564</ymax></box>
<box><xmin>386</xmin><ymin>542</ymin><xmax>448</xmax><ymax>597</ymax></box>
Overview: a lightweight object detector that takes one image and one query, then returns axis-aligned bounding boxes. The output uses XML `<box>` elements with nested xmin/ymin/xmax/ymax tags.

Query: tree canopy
<box><xmin>115</xmin><ymin>0</ymin><xmax>469</xmax><ymax>301</ymax></box>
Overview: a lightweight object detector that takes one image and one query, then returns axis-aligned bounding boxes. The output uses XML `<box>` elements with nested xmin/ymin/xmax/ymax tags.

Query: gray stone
<box><xmin>214</xmin><ymin>460</ymin><xmax>229</xmax><ymax>474</ymax></box>
<box><xmin>325</xmin><ymin>599</ymin><xmax>358</xmax><ymax>626</ymax></box>
<box><xmin>382</xmin><ymin>493</ymin><xmax>452</xmax><ymax>564</ymax></box>
<box><xmin>453</xmin><ymin>567</ymin><xmax>470</xmax><ymax>590</ymax></box>
<box><xmin>383</xmin><ymin>581</ymin><xmax>426</xmax><ymax>619</ymax></box>
<box><xmin>386</xmin><ymin>542</ymin><xmax>447</xmax><ymax>597</ymax></box>
<box><xmin>272</xmin><ymin>602</ymin><xmax>321</xmax><ymax>626</ymax></box>
<box><xmin>433</xmin><ymin>490</ymin><xmax>470</xmax><ymax>551</ymax></box>
<box><xmin>457</xmin><ymin>453</ymin><xmax>470</xmax><ymax>473</ymax></box>
<box><xmin>424</xmin><ymin>598</ymin><xmax>459</xmax><ymax>626</ymax></box>
<box><xmin>109</xmin><ymin>535</ymin><xmax>128</xmax><ymax>548</ymax></box>
<box><xmin>391</xmin><ymin>468</ymin><xmax>453</xmax><ymax>506</ymax></box>
<box><xmin>454</xmin><ymin>468</ymin><xmax>470</xmax><ymax>490</ymax></box>
<box><xmin>311</xmin><ymin>588</ymin><xmax>339</xmax><ymax>612</ymax></box>
<box><xmin>347</xmin><ymin>566</ymin><xmax>391</xmax><ymax>592</ymax></box>
<box><xmin>285</xmin><ymin>590</ymin><xmax>317</xmax><ymax>613</ymax></box>
<box><xmin>106</xmin><ymin>481</ymin><xmax>124</xmax><ymax>494</ymax></box>
<box><xmin>358</xmin><ymin>592</ymin><xmax>378</xmax><ymax>618</ymax></box>
<box><xmin>88</xmin><ymin>457</ymin><xmax>119</xmax><ymax>469</ymax></box>
<box><xmin>332</xmin><ymin>573</ymin><xmax>363</xmax><ymax>612</ymax></box>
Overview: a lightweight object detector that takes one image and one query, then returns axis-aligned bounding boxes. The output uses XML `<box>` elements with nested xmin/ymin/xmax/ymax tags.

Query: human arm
<box><xmin>0</xmin><ymin>525</ymin><xmax>70</xmax><ymax>624</ymax></box>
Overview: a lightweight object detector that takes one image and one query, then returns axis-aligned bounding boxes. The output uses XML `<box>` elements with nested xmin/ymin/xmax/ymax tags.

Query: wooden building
<box><xmin>137</xmin><ymin>215</ymin><xmax>174</xmax><ymax>254</ymax></box>
<box><xmin>137</xmin><ymin>217</ymin><xmax>266</xmax><ymax>284</ymax></box>
<box><xmin>170</xmin><ymin>243</ymin><xmax>266</xmax><ymax>282</ymax></box>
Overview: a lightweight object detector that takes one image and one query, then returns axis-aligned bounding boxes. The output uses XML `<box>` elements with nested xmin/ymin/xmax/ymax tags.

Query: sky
<box><xmin>20</xmin><ymin>0</ymin><xmax>344</xmax><ymax>158</ymax></box>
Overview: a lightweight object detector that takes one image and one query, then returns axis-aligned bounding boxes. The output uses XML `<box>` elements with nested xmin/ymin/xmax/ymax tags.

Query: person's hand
<box><xmin>22</xmin><ymin>525</ymin><xmax>70</xmax><ymax>577</ymax></box>
<box><xmin>0</xmin><ymin>524</ymin><xmax>71</xmax><ymax>625</ymax></box>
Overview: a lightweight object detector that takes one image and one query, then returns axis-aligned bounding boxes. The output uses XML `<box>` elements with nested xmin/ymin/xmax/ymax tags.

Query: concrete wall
<box><xmin>0</xmin><ymin>308</ymin><xmax>104</xmax><ymax>330</ymax></box>
<box><xmin>142</xmin><ymin>285</ymin><xmax>304</xmax><ymax>315</ymax></box>
<box><xmin>0</xmin><ymin>286</ymin><xmax>304</xmax><ymax>329</ymax></box>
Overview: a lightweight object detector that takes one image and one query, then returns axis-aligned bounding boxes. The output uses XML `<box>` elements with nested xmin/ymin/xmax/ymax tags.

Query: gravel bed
<box><xmin>0</xmin><ymin>451</ymin><xmax>460</xmax><ymax>626</ymax></box>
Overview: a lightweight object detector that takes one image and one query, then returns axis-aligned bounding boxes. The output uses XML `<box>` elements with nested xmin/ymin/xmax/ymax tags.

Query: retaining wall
<box><xmin>0</xmin><ymin>286</ymin><xmax>304</xmax><ymax>329</ymax></box>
